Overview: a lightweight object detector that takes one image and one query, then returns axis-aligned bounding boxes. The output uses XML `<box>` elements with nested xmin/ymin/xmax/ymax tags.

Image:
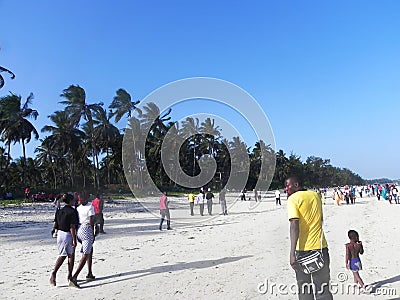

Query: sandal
<box><xmin>86</xmin><ymin>274</ymin><xmax>96</xmax><ymax>281</ymax></box>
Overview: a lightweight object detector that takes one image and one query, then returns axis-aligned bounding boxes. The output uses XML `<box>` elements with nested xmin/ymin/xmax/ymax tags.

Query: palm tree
<box><xmin>109</xmin><ymin>88</ymin><xmax>140</xmax><ymax>123</ymax></box>
<box><xmin>59</xmin><ymin>85</ymin><xmax>103</xmax><ymax>188</ymax></box>
<box><xmin>139</xmin><ymin>102</ymin><xmax>171</xmax><ymax>187</ymax></box>
<box><xmin>93</xmin><ymin>107</ymin><xmax>121</xmax><ymax>185</ymax></box>
<box><xmin>200</xmin><ymin>117</ymin><xmax>221</xmax><ymax>156</ymax></box>
<box><xmin>181</xmin><ymin>117</ymin><xmax>200</xmax><ymax>177</ymax></box>
<box><xmin>0</xmin><ymin>65</ymin><xmax>15</xmax><ymax>89</ymax></box>
<box><xmin>0</xmin><ymin>92</ymin><xmax>39</xmax><ymax>186</ymax></box>
<box><xmin>41</xmin><ymin>110</ymin><xmax>85</xmax><ymax>188</ymax></box>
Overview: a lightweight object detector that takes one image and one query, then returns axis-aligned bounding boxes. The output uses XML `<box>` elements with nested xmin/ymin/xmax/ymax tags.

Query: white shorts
<box><xmin>57</xmin><ymin>230</ymin><xmax>74</xmax><ymax>256</ymax></box>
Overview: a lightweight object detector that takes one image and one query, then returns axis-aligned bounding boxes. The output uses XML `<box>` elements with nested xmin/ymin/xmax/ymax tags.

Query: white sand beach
<box><xmin>1</xmin><ymin>192</ymin><xmax>399</xmax><ymax>300</ymax></box>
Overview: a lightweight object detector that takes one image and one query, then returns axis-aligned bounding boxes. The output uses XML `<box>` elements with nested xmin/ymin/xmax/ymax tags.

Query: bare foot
<box><xmin>49</xmin><ymin>275</ymin><xmax>56</xmax><ymax>286</ymax></box>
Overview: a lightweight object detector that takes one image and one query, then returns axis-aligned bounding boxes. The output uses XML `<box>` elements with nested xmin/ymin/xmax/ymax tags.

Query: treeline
<box><xmin>0</xmin><ymin>85</ymin><xmax>364</xmax><ymax>196</ymax></box>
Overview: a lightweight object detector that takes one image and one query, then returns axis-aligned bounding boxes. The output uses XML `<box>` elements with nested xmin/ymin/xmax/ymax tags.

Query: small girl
<box><xmin>345</xmin><ymin>230</ymin><xmax>365</xmax><ymax>290</ymax></box>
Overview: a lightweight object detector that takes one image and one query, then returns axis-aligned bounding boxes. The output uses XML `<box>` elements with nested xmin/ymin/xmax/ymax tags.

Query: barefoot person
<box><xmin>49</xmin><ymin>193</ymin><xmax>79</xmax><ymax>287</ymax></box>
<box><xmin>286</xmin><ymin>176</ymin><xmax>333</xmax><ymax>300</ymax></box>
<box><xmin>70</xmin><ymin>191</ymin><xmax>96</xmax><ymax>286</ymax></box>
<box><xmin>346</xmin><ymin>230</ymin><xmax>365</xmax><ymax>290</ymax></box>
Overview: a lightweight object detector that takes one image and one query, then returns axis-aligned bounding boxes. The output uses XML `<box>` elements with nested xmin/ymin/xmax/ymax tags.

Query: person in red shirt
<box><xmin>25</xmin><ymin>187</ymin><xmax>30</xmax><ymax>201</ymax></box>
<box><xmin>159</xmin><ymin>192</ymin><xmax>171</xmax><ymax>230</ymax></box>
<box><xmin>92</xmin><ymin>194</ymin><xmax>106</xmax><ymax>234</ymax></box>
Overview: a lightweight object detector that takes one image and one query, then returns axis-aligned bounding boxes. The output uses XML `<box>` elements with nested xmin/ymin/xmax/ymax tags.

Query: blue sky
<box><xmin>1</xmin><ymin>0</ymin><xmax>399</xmax><ymax>179</ymax></box>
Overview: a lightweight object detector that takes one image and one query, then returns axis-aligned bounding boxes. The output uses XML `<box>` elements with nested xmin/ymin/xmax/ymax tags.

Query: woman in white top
<box><xmin>70</xmin><ymin>191</ymin><xmax>96</xmax><ymax>285</ymax></box>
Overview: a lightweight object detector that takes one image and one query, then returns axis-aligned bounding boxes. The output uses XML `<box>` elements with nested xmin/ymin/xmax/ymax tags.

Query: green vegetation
<box><xmin>1</xmin><ymin>83</ymin><xmax>365</xmax><ymax>198</ymax></box>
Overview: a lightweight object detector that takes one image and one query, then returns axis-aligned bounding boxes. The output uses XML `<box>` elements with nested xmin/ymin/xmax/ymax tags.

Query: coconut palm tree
<box><xmin>59</xmin><ymin>85</ymin><xmax>103</xmax><ymax>188</ymax></box>
<box><xmin>41</xmin><ymin>110</ymin><xmax>85</xmax><ymax>188</ymax></box>
<box><xmin>0</xmin><ymin>92</ymin><xmax>39</xmax><ymax>186</ymax></box>
<box><xmin>180</xmin><ymin>117</ymin><xmax>200</xmax><ymax>177</ymax></box>
<box><xmin>0</xmin><ymin>65</ymin><xmax>15</xmax><ymax>89</ymax></box>
<box><xmin>93</xmin><ymin>107</ymin><xmax>121</xmax><ymax>185</ymax></box>
<box><xmin>200</xmin><ymin>117</ymin><xmax>221</xmax><ymax>156</ymax></box>
<box><xmin>109</xmin><ymin>88</ymin><xmax>140</xmax><ymax>123</ymax></box>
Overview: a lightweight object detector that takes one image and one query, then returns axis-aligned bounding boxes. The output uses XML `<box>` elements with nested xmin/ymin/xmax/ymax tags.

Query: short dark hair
<box><xmin>348</xmin><ymin>229</ymin><xmax>359</xmax><ymax>240</ymax></box>
<box><xmin>62</xmin><ymin>193</ymin><xmax>74</xmax><ymax>204</ymax></box>
<box><xmin>286</xmin><ymin>176</ymin><xmax>302</xmax><ymax>186</ymax></box>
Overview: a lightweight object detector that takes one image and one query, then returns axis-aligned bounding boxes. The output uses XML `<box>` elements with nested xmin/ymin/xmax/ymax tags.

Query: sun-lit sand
<box><xmin>1</xmin><ymin>191</ymin><xmax>399</xmax><ymax>299</ymax></box>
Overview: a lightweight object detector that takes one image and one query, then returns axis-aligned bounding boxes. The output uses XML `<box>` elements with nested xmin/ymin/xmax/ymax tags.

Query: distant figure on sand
<box><xmin>188</xmin><ymin>192</ymin><xmax>195</xmax><ymax>216</ymax></box>
<box><xmin>197</xmin><ymin>191</ymin><xmax>206</xmax><ymax>216</ymax></box>
<box><xmin>240</xmin><ymin>189</ymin><xmax>246</xmax><ymax>201</ymax></box>
<box><xmin>219</xmin><ymin>189</ymin><xmax>228</xmax><ymax>215</ymax></box>
<box><xmin>286</xmin><ymin>176</ymin><xmax>333</xmax><ymax>300</ymax></box>
<box><xmin>92</xmin><ymin>194</ymin><xmax>106</xmax><ymax>234</ymax></box>
<box><xmin>159</xmin><ymin>192</ymin><xmax>171</xmax><ymax>230</ymax></box>
<box><xmin>206</xmin><ymin>188</ymin><xmax>214</xmax><ymax>215</ymax></box>
<box><xmin>25</xmin><ymin>186</ymin><xmax>30</xmax><ymax>201</ymax></box>
<box><xmin>275</xmin><ymin>190</ymin><xmax>281</xmax><ymax>205</ymax></box>
<box><xmin>333</xmin><ymin>188</ymin><xmax>342</xmax><ymax>205</ymax></box>
<box><xmin>346</xmin><ymin>230</ymin><xmax>365</xmax><ymax>291</ymax></box>
<box><xmin>50</xmin><ymin>193</ymin><xmax>79</xmax><ymax>288</ymax></box>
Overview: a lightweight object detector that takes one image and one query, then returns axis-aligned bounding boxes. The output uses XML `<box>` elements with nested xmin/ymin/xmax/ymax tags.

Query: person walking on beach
<box><xmin>25</xmin><ymin>186</ymin><xmax>30</xmax><ymax>201</ymax></box>
<box><xmin>197</xmin><ymin>190</ymin><xmax>206</xmax><ymax>216</ymax></box>
<box><xmin>392</xmin><ymin>185</ymin><xmax>398</xmax><ymax>204</ymax></box>
<box><xmin>50</xmin><ymin>193</ymin><xmax>79</xmax><ymax>288</ymax></box>
<box><xmin>206</xmin><ymin>188</ymin><xmax>214</xmax><ymax>215</ymax></box>
<box><xmin>286</xmin><ymin>176</ymin><xmax>333</xmax><ymax>300</ymax></box>
<box><xmin>70</xmin><ymin>191</ymin><xmax>96</xmax><ymax>286</ymax></box>
<box><xmin>275</xmin><ymin>189</ymin><xmax>281</xmax><ymax>205</ymax></box>
<box><xmin>333</xmin><ymin>188</ymin><xmax>342</xmax><ymax>205</ymax></box>
<box><xmin>188</xmin><ymin>192</ymin><xmax>195</xmax><ymax>216</ymax></box>
<box><xmin>159</xmin><ymin>191</ymin><xmax>171</xmax><ymax>230</ymax></box>
<box><xmin>219</xmin><ymin>188</ymin><xmax>228</xmax><ymax>215</ymax></box>
<box><xmin>346</xmin><ymin>230</ymin><xmax>365</xmax><ymax>291</ymax></box>
<box><xmin>92</xmin><ymin>194</ymin><xmax>106</xmax><ymax>234</ymax></box>
<box><xmin>254</xmin><ymin>189</ymin><xmax>259</xmax><ymax>202</ymax></box>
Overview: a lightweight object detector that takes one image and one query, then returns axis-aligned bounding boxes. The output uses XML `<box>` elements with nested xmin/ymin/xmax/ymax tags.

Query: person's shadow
<box><xmin>80</xmin><ymin>255</ymin><xmax>252</xmax><ymax>288</ymax></box>
<box><xmin>368</xmin><ymin>274</ymin><xmax>400</xmax><ymax>295</ymax></box>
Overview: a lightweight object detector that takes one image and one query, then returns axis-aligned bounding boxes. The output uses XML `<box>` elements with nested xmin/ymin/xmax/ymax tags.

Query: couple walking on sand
<box><xmin>49</xmin><ymin>192</ymin><xmax>96</xmax><ymax>288</ymax></box>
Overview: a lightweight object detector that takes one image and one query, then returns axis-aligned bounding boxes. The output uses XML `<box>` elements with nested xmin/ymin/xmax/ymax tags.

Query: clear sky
<box><xmin>1</xmin><ymin>0</ymin><xmax>399</xmax><ymax>179</ymax></box>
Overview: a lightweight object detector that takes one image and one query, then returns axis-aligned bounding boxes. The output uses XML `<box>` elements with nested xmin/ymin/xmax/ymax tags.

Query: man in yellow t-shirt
<box><xmin>188</xmin><ymin>193</ymin><xmax>195</xmax><ymax>216</ymax></box>
<box><xmin>286</xmin><ymin>177</ymin><xmax>333</xmax><ymax>300</ymax></box>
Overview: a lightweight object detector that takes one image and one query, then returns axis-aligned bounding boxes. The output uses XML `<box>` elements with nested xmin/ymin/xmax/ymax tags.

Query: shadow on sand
<box><xmin>368</xmin><ymin>274</ymin><xmax>400</xmax><ymax>295</ymax></box>
<box><xmin>80</xmin><ymin>255</ymin><xmax>252</xmax><ymax>288</ymax></box>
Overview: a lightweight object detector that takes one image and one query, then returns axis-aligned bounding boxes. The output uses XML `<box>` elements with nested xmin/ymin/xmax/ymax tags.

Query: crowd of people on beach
<box><xmin>330</xmin><ymin>184</ymin><xmax>399</xmax><ymax>205</ymax></box>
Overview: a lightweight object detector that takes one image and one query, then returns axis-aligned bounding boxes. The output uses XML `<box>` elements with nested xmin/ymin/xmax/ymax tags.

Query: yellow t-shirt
<box><xmin>188</xmin><ymin>194</ymin><xmax>195</xmax><ymax>203</ymax></box>
<box><xmin>287</xmin><ymin>190</ymin><xmax>328</xmax><ymax>251</ymax></box>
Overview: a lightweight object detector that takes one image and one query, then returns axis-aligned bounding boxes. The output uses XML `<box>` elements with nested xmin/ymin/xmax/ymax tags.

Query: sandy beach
<box><xmin>1</xmin><ymin>192</ymin><xmax>400</xmax><ymax>300</ymax></box>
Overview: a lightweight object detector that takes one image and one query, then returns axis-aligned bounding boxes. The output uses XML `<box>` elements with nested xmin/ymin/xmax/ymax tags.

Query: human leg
<box><xmin>352</xmin><ymin>271</ymin><xmax>365</xmax><ymax>288</ymax></box>
<box><xmin>50</xmin><ymin>256</ymin><xmax>66</xmax><ymax>285</ymax></box>
<box><xmin>86</xmin><ymin>247</ymin><xmax>94</xmax><ymax>279</ymax></box>
<box><xmin>67</xmin><ymin>253</ymin><xmax>75</xmax><ymax>280</ymax></box>
<box><xmin>312</xmin><ymin>248</ymin><xmax>333</xmax><ymax>300</ymax></box>
<box><xmin>295</xmin><ymin>269</ymin><xmax>314</xmax><ymax>300</ymax></box>
<box><xmin>190</xmin><ymin>202</ymin><xmax>194</xmax><ymax>215</ymax></box>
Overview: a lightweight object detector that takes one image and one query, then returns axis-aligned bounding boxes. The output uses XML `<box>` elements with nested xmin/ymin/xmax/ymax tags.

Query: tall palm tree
<box><xmin>59</xmin><ymin>85</ymin><xmax>103</xmax><ymax>188</ymax></box>
<box><xmin>41</xmin><ymin>110</ymin><xmax>85</xmax><ymax>188</ymax></box>
<box><xmin>0</xmin><ymin>92</ymin><xmax>39</xmax><ymax>186</ymax></box>
<box><xmin>139</xmin><ymin>102</ymin><xmax>171</xmax><ymax>187</ymax></box>
<box><xmin>0</xmin><ymin>65</ymin><xmax>15</xmax><ymax>89</ymax></box>
<box><xmin>181</xmin><ymin>117</ymin><xmax>200</xmax><ymax>177</ymax></box>
<box><xmin>200</xmin><ymin>117</ymin><xmax>221</xmax><ymax>156</ymax></box>
<box><xmin>93</xmin><ymin>107</ymin><xmax>121</xmax><ymax>185</ymax></box>
<box><xmin>109</xmin><ymin>88</ymin><xmax>140</xmax><ymax>123</ymax></box>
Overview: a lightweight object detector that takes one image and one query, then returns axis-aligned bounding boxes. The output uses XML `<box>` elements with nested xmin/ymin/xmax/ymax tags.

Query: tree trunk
<box><xmin>22</xmin><ymin>138</ymin><xmax>27</xmax><ymax>186</ymax></box>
